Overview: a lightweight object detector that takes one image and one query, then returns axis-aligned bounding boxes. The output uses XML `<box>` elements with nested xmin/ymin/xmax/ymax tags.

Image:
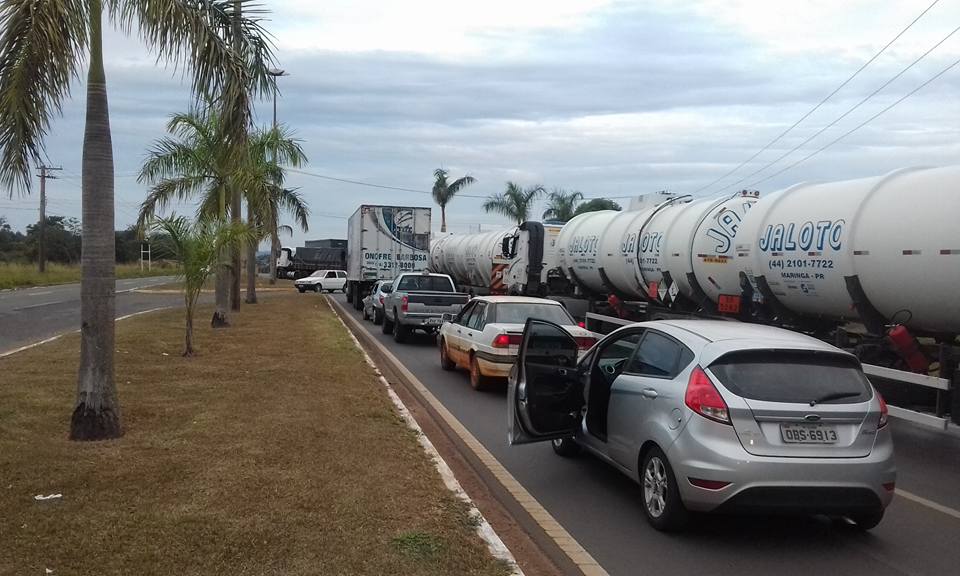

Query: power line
<box><xmin>689</xmin><ymin>0</ymin><xmax>943</xmax><ymax>196</ymax></box>
<box><xmin>717</xmin><ymin>22</ymin><xmax>960</xmax><ymax>194</ymax></box>
<box><xmin>287</xmin><ymin>167</ymin><xmax>487</xmax><ymax>198</ymax></box>
<box><xmin>742</xmin><ymin>53</ymin><xmax>960</xmax><ymax>190</ymax></box>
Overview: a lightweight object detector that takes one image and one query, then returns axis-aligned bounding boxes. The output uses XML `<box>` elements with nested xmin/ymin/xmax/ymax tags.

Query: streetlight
<box><xmin>266</xmin><ymin>68</ymin><xmax>287</xmax><ymax>285</ymax></box>
<box><xmin>267</xmin><ymin>68</ymin><xmax>287</xmax><ymax>131</ymax></box>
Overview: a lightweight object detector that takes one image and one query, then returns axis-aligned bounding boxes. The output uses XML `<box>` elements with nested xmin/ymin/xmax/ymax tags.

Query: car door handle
<box><xmin>641</xmin><ymin>388</ymin><xmax>659</xmax><ymax>399</ymax></box>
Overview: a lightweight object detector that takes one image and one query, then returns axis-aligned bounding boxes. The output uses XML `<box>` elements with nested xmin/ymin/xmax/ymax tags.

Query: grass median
<box><xmin>1</xmin><ymin>293</ymin><xmax>510</xmax><ymax>576</ymax></box>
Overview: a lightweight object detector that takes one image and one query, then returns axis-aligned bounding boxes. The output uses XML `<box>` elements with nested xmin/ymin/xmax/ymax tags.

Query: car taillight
<box><xmin>578</xmin><ymin>321</ymin><xmax>585</xmax><ymax>328</ymax></box>
<box><xmin>575</xmin><ymin>336</ymin><xmax>596</xmax><ymax>350</ymax></box>
<box><xmin>877</xmin><ymin>391</ymin><xmax>888</xmax><ymax>429</ymax></box>
<box><xmin>378</xmin><ymin>295</ymin><xmax>384</xmax><ymax>304</ymax></box>
<box><xmin>401</xmin><ymin>295</ymin><xmax>408</xmax><ymax>312</ymax></box>
<box><xmin>492</xmin><ymin>334</ymin><xmax>523</xmax><ymax>348</ymax></box>
<box><xmin>684</xmin><ymin>366</ymin><xmax>730</xmax><ymax>425</ymax></box>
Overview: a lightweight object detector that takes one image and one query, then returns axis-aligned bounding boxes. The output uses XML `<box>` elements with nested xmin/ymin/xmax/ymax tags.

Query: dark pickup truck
<box><xmin>381</xmin><ymin>272</ymin><xmax>469</xmax><ymax>343</ymax></box>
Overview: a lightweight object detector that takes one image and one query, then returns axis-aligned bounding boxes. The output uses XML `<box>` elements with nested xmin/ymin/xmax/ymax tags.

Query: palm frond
<box><xmin>0</xmin><ymin>0</ymin><xmax>88</xmax><ymax>195</ymax></box>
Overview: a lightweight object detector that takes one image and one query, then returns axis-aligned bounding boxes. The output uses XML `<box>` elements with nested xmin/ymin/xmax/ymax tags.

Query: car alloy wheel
<box><xmin>440</xmin><ymin>340</ymin><xmax>455</xmax><ymax>371</ymax></box>
<box><xmin>643</xmin><ymin>456</ymin><xmax>668</xmax><ymax>518</ymax></box>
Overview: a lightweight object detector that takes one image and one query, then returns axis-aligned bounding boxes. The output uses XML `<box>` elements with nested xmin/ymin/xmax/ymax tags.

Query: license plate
<box><xmin>426</xmin><ymin>317</ymin><xmax>442</xmax><ymax>325</ymax></box>
<box><xmin>780</xmin><ymin>423</ymin><xmax>838</xmax><ymax>444</ymax></box>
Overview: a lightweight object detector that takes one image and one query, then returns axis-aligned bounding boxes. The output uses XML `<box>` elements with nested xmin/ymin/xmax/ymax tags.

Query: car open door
<box><xmin>508</xmin><ymin>319</ymin><xmax>584</xmax><ymax>445</ymax></box>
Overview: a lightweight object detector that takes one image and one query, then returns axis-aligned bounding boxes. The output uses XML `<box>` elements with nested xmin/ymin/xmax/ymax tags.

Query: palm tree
<box><xmin>150</xmin><ymin>215</ymin><xmax>255</xmax><ymax>356</ymax></box>
<box><xmin>137</xmin><ymin>106</ymin><xmax>237</xmax><ymax>327</ymax></box>
<box><xmin>432</xmin><ymin>168</ymin><xmax>475</xmax><ymax>233</ymax></box>
<box><xmin>542</xmin><ymin>188</ymin><xmax>584</xmax><ymax>222</ymax></box>
<box><xmin>0</xmin><ymin>0</ymin><xmax>274</xmax><ymax>441</ymax></box>
<box><xmin>483</xmin><ymin>182</ymin><xmax>545</xmax><ymax>225</ymax></box>
<box><xmin>242</xmin><ymin>125</ymin><xmax>309</xmax><ymax>303</ymax></box>
<box><xmin>573</xmin><ymin>198</ymin><xmax>622</xmax><ymax>216</ymax></box>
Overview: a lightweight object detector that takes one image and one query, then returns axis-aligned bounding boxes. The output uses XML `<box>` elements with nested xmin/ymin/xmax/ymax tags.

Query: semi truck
<box><xmin>276</xmin><ymin>243</ymin><xmax>347</xmax><ymax>279</ymax></box>
<box><xmin>428</xmin><ymin>166</ymin><xmax>960</xmax><ymax>425</ymax></box>
<box><xmin>345</xmin><ymin>205</ymin><xmax>432</xmax><ymax>310</ymax></box>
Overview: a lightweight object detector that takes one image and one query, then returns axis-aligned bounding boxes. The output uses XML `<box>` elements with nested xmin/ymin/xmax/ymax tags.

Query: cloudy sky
<box><xmin>2</xmin><ymin>0</ymin><xmax>959</xmax><ymax>245</ymax></box>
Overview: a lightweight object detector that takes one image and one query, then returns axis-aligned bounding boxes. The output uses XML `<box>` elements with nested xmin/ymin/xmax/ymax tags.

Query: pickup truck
<box><xmin>381</xmin><ymin>272</ymin><xmax>469</xmax><ymax>343</ymax></box>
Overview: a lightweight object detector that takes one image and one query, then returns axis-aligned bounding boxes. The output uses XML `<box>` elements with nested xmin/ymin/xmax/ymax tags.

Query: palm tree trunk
<box><xmin>268</xmin><ymin>230</ymin><xmax>278</xmax><ymax>285</ymax></box>
<box><xmin>183</xmin><ymin>296</ymin><xmax>195</xmax><ymax>357</ymax></box>
<box><xmin>71</xmin><ymin>0</ymin><xmax>121</xmax><ymax>441</ymax></box>
<box><xmin>212</xmin><ymin>263</ymin><xmax>230</xmax><ymax>327</ymax></box>
<box><xmin>245</xmin><ymin>202</ymin><xmax>257</xmax><ymax>304</ymax></box>
<box><xmin>440</xmin><ymin>204</ymin><xmax>447</xmax><ymax>233</ymax></box>
<box><xmin>229</xmin><ymin>0</ymin><xmax>244</xmax><ymax>312</ymax></box>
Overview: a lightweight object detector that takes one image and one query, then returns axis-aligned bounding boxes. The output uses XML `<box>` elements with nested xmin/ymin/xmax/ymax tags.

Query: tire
<box><xmin>373</xmin><ymin>308</ymin><xmax>384</xmax><ymax>325</ymax></box>
<box><xmin>640</xmin><ymin>446</ymin><xmax>689</xmax><ymax>532</ymax></box>
<box><xmin>440</xmin><ymin>339</ymin><xmax>455</xmax><ymax>371</ymax></box>
<box><xmin>297</xmin><ymin>287</ymin><xmax>306</xmax><ymax>293</ymax></box>
<box><xmin>849</xmin><ymin>509</ymin><xmax>884</xmax><ymax>530</ymax></box>
<box><xmin>551</xmin><ymin>437</ymin><xmax>581</xmax><ymax>457</ymax></box>
<box><xmin>362</xmin><ymin>306</ymin><xmax>370</xmax><ymax>321</ymax></box>
<box><xmin>382</xmin><ymin>311</ymin><xmax>394</xmax><ymax>334</ymax></box>
<box><xmin>313</xmin><ymin>285</ymin><xmax>320</xmax><ymax>293</ymax></box>
<box><xmin>469</xmin><ymin>355</ymin><xmax>490</xmax><ymax>391</ymax></box>
<box><xmin>346</xmin><ymin>284</ymin><xmax>354</xmax><ymax>304</ymax></box>
<box><xmin>393</xmin><ymin>313</ymin><xmax>408</xmax><ymax>343</ymax></box>
<box><xmin>342</xmin><ymin>286</ymin><xmax>348</xmax><ymax>294</ymax></box>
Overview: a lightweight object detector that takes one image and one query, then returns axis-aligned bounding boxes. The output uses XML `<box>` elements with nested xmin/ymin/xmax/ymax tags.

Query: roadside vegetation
<box><xmin>0</xmin><ymin>295</ymin><xmax>509</xmax><ymax>575</ymax></box>
<box><xmin>0</xmin><ymin>261</ymin><xmax>175</xmax><ymax>290</ymax></box>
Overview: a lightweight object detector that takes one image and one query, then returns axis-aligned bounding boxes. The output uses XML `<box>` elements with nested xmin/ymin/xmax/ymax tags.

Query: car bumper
<box><xmin>667</xmin><ymin>417</ymin><xmax>896</xmax><ymax>514</ymax></box>
<box><xmin>400</xmin><ymin>315</ymin><xmax>444</xmax><ymax>329</ymax></box>
<box><xmin>475</xmin><ymin>351</ymin><xmax>517</xmax><ymax>378</ymax></box>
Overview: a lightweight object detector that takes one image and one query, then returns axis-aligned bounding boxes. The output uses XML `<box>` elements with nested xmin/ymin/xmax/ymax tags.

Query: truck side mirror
<box><xmin>501</xmin><ymin>237</ymin><xmax>511</xmax><ymax>257</ymax></box>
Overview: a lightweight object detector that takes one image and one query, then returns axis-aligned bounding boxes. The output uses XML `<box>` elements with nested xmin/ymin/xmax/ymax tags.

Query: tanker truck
<box><xmin>431</xmin><ymin>166</ymin><xmax>960</xmax><ymax>425</ymax></box>
<box><xmin>429</xmin><ymin>221</ymin><xmax>565</xmax><ymax>296</ymax></box>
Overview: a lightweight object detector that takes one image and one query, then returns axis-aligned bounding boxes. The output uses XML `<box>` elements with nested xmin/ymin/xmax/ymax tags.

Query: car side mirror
<box><xmin>441</xmin><ymin>313</ymin><xmax>454</xmax><ymax>323</ymax></box>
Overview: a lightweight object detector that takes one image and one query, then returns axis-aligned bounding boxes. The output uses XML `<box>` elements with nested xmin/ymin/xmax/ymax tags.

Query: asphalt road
<box><xmin>333</xmin><ymin>294</ymin><xmax>960</xmax><ymax>576</ymax></box>
<box><xmin>0</xmin><ymin>277</ymin><xmax>180</xmax><ymax>354</ymax></box>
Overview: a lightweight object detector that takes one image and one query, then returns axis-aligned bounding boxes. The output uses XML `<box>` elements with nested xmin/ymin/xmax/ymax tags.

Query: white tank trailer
<box><xmin>429</xmin><ymin>222</ymin><xmax>564</xmax><ymax>296</ymax></box>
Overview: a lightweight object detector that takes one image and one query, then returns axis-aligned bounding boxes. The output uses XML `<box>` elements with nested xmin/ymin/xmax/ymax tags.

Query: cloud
<box><xmin>3</xmin><ymin>0</ymin><xmax>959</xmax><ymax>244</ymax></box>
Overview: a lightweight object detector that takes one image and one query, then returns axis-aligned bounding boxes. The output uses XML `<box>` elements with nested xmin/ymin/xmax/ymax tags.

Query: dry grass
<box><xmin>0</xmin><ymin>262</ymin><xmax>176</xmax><ymax>290</ymax></box>
<box><xmin>0</xmin><ymin>294</ymin><xmax>510</xmax><ymax>576</ymax></box>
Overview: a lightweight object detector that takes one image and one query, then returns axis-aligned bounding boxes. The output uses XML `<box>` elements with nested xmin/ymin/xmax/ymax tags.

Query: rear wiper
<box><xmin>809</xmin><ymin>391</ymin><xmax>862</xmax><ymax>406</ymax></box>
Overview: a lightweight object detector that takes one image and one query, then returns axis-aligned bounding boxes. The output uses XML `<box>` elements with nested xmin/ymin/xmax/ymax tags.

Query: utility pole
<box><xmin>36</xmin><ymin>165</ymin><xmax>62</xmax><ymax>273</ymax></box>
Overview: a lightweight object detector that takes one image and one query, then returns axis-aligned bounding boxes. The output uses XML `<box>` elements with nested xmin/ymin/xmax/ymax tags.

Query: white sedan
<box><xmin>294</xmin><ymin>270</ymin><xmax>348</xmax><ymax>293</ymax></box>
<box><xmin>438</xmin><ymin>296</ymin><xmax>597</xmax><ymax>390</ymax></box>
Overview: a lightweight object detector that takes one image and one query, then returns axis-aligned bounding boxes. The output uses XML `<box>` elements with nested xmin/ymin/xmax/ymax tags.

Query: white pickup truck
<box><xmin>381</xmin><ymin>272</ymin><xmax>469</xmax><ymax>343</ymax></box>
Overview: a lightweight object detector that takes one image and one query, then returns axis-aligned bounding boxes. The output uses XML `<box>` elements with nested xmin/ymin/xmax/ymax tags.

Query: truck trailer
<box><xmin>345</xmin><ymin>205</ymin><xmax>432</xmax><ymax>310</ymax></box>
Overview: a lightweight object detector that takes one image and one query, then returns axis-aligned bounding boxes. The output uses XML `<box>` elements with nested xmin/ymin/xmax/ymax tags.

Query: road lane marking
<box><xmin>896</xmin><ymin>489</ymin><xmax>960</xmax><ymax>521</ymax></box>
<box><xmin>27</xmin><ymin>290</ymin><xmax>53</xmax><ymax>296</ymax></box>
<box><xmin>0</xmin><ymin>306</ymin><xmax>172</xmax><ymax>359</ymax></box>
<box><xmin>13</xmin><ymin>299</ymin><xmax>70</xmax><ymax>311</ymax></box>
<box><xmin>327</xmin><ymin>301</ymin><xmax>524</xmax><ymax>576</ymax></box>
<box><xmin>329</xmin><ymin>296</ymin><xmax>609</xmax><ymax>576</ymax></box>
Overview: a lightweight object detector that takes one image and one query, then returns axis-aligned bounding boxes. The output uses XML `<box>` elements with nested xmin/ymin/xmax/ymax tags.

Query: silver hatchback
<box><xmin>508</xmin><ymin>319</ymin><xmax>895</xmax><ymax>531</ymax></box>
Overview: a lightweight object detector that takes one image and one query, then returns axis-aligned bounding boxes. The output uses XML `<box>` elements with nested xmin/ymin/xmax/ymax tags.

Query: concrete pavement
<box><xmin>0</xmin><ymin>277</ymin><xmax>178</xmax><ymax>354</ymax></box>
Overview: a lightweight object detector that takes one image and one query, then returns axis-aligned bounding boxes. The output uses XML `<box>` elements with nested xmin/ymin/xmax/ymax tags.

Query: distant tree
<box><xmin>542</xmin><ymin>188</ymin><xmax>584</xmax><ymax>222</ymax></box>
<box><xmin>432</xmin><ymin>169</ymin><xmax>475</xmax><ymax>233</ymax></box>
<box><xmin>25</xmin><ymin>216</ymin><xmax>82</xmax><ymax>263</ymax></box>
<box><xmin>483</xmin><ymin>182</ymin><xmax>545</xmax><ymax>224</ymax></box>
<box><xmin>150</xmin><ymin>215</ymin><xmax>255</xmax><ymax>357</ymax></box>
<box><xmin>573</xmin><ymin>198</ymin><xmax>621</xmax><ymax>216</ymax></box>
<box><xmin>0</xmin><ymin>215</ymin><xmax>26</xmax><ymax>262</ymax></box>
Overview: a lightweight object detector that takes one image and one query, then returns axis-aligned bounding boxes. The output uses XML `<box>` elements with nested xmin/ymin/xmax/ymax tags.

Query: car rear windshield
<box><xmin>397</xmin><ymin>275</ymin><xmax>455</xmax><ymax>292</ymax></box>
<box><xmin>708</xmin><ymin>350</ymin><xmax>872</xmax><ymax>404</ymax></box>
<box><xmin>495</xmin><ymin>303</ymin><xmax>574</xmax><ymax>326</ymax></box>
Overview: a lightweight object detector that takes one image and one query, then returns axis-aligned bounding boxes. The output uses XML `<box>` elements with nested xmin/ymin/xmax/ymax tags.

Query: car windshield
<box><xmin>708</xmin><ymin>350</ymin><xmax>871</xmax><ymax>404</ymax></box>
<box><xmin>310</xmin><ymin>271</ymin><xmax>325</xmax><ymax>277</ymax></box>
<box><xmin>396</xmin><ymin>275</ymin><xmax>455</xmax><ymax>292</ymax></box>
<box><xmin>494</xmin><ymin>303</ymin><xmax>574</xmax><ymax>326</ymax></box>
